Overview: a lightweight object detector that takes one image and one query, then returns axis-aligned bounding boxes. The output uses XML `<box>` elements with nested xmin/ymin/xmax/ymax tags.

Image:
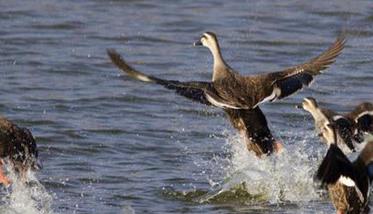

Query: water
<box><xmin>0</xmin><ymin>0</ymin><xmax>373</xmax><ymax>213</ymax></box>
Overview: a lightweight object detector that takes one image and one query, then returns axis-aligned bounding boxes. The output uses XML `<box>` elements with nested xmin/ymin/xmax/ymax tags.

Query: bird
<box><xmin>107</xmin><ymin>49</ymin><xmax>281</xmax><ymax>156</ymax></box>
<box><xmin>0</xmin><ymin>115</ymin><xmax>41</xmax><ymax>186</ymax></box>
<box><xmin>316</xmin><ymin>123</ymin><xmax>373</xmax><ymax>214</ymax></box>
<box><xmin>191</xmin><ymin>32</ymin><xmax>345</xmax><ymax>110</ymax></box>
<box><xmin>298</xmin><ymin>97</ymin><xmax>372</xmax><ymax>154</ymax></box>
<box><xmin>107</xmin><ymin>32</ymin><xmax>344</xmax><ymax>156</ymax></box>
<box><xmin>298</xmin><ymin>97</ymin><xmax>356</xmax><ymax>154</ymax></box>
<box><xmin>346</xmin><ymin>102</ymin><xmax>373</xmax><ymax>142</ymax></box>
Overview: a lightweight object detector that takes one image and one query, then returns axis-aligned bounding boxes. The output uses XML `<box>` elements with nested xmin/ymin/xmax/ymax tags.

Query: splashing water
<box><xmin>0</xmin><ymin>166</ymin><xmax>54</xmax><ymax>214</ymax></box>
<box><xmin>164</xmin><ymin>129</ymin><xmax>329</xmax><ymax>207</ymax></box>
<box><xmin>208</xmin><ymin>133</ymin><xmax>325</xmax><ymax>204</ymax></box>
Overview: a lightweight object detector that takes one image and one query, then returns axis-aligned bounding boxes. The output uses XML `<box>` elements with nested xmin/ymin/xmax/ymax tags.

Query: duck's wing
<box><xmin>333</xmin><ymin>115</ymin><xmax>356</xmax><ymax>151</ymax></box>
<box><xmin>348</xmin><ymin>102</ymin><xmax>373</xmax><ymax>134</ymax></box>
<box><xmin>316</xmin><ymin>144</ymin><xmax>365</xmax><ymax>204</ymax></box>
<box><xmin>316</xmin><ymin>144</ymin><xmax>357</xmax><ymax>188</ymax></box>
<box><xmin>260</xmin><ymin>36</ymin><xmax>346</xmax><ymax>103</ymax></box>
<box><xmin>107</xmin><ymin>49</ymin><xmax>212</xmax><ymax>105</ymax></box>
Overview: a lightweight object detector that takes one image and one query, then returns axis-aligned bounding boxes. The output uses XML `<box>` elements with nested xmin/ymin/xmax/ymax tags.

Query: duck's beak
<box><xmin>193</xmin><ymin>40</ymin><xmax>203</xmax><ymax>46</ymax></box>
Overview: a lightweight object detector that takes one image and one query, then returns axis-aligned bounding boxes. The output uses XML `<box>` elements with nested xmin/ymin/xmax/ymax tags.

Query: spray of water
<box><xmin>0</xmin><ymin>165</ymin><xmax>54</xmax><ymax>214</ymax></box>
<box><xmin>187</xmin><ymin>129</ymin><xmax>329</xmax><ymax>206</ymax></box>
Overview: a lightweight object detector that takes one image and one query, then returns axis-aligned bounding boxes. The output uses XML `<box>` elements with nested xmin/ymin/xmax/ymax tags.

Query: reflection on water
<box><xmin>0</xmin><ymin>0</ymin><xmax>372</xmax><ymax>213</ymax></box>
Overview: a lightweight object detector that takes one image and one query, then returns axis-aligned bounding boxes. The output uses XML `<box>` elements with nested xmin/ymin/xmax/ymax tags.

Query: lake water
<box><xmin>0</xmin><ymin>0</ymin><xmax>373</xmax><ymax>213</ymax></box>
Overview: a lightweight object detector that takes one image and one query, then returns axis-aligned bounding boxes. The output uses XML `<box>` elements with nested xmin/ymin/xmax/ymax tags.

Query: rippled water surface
<box><xmin>1</xmin><ymin>0</ymin><xmax>373</xmax><ymax>213</ymax></box>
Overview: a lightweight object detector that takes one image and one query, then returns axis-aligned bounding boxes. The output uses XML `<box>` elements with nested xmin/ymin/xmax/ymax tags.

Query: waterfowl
<box><xmin>316</xmin><ymin>124</ymin><xmax>373</xmax><ymax>214</ymax></box>
<box><xmin>107</xmin><ymin>50</ymin><xmax>281</xmax><ymax>156</ymax></box>
<box><xmin>346</xmin><ymin>102</ymin><xmax>373</xmax><ymax>142</ymax></box>
<box><xmin>0</xmin><ymin>116</ymin><xmax>41</xmax><ymax>186</ymax></box>
<box><xmin>107</xmin><ymin>32</ymin><xmax>344</xmax><ymax>156</ymax></box>
<box><xmin>298</xmin><ymin>97</ymin><xmax>356</xmax><ymax>154</ymax></box>
<box><xmin>192</xmin><ymin>32</ymin><xmax>345</xmax><ymax>110</ymax></box>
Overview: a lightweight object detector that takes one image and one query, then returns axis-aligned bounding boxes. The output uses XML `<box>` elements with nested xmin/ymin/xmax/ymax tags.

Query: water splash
<box><xmin>164</xmin><ymin>130</ymin><xmax>328</xmax><ymax>206</ymax></box>
<box><xmin>0</xmin><ymin>166</ymin><xmax>54</xmax><ymax>214</ymax></box>
<box><xmin>209</xmin><ymin>133</ymin><xmax>324</xmax><ymax>204</ymax></box>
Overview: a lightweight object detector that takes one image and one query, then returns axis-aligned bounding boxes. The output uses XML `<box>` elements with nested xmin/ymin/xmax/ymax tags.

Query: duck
<box><xmin>107</xmin><ymin>49</ymin><xmax>281</xmax><ymax>156</ymax></box>
<box><xmin>299</xmin><ymin>97</ymin><xmax>372</xmax><ymax>153</ymax></box>
<box><xmin>107</xmin><ymin>32</ymin><xmax>344</xmax><ymax>156</ymax></box>
<box><xmin>0</xmin><ymin>116</ymin><xmax>41</xmax><ymax>186</ymax></box>
<box><xmin>346</xmin><ymin>102</ymin><xmax>373</xmax><ymax>142</ymax></box>
<box><xmin>316</xmin><ymin>123</ymin><xmax>373</xmax><ymax>214</ymax></box>
<box><xmin>191</xmin><ymin>32</ymin><xmax>345</xmax><ymax>110</ymax></box>
<box><xmin>298</xmin><ymin>97</ymin><xmax>356</xmax><ymax>154</ymax></box>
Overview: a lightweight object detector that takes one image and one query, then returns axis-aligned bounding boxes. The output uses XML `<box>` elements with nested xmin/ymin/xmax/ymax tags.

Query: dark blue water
<box><xmin>0</xmin><ymin>0</ymin><xmax>372</xmax><ymax>213</ymax></box>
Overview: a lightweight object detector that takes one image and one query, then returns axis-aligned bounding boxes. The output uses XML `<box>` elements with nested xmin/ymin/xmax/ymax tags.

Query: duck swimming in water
<box><xmin>0</xmin><ymin>116</ymin><xmax>41</xmax><ymax>186</ymax></box>
<box><xmin>316</xmin><ymin>123</ymin><xmax>373</xmax><ymax>214</ymax></box>
<box><xmin>107</xmin><ymin>32</ymin><xmax>344</xmax><ymax>157</ymax></box>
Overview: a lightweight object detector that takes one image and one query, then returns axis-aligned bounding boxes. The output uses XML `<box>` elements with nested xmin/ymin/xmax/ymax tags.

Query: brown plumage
<box><xmin>107</xmin><ymin>49</ymin><xmax>280</xmax><ymax>156</ymax></box>
<box><xmin>299</xmin><ymin>98</ymin><xmax>372</xmax><ymax>154</ymax></box>
<box><xmin>316</xmin><ymin>139</ymin><xmax>373</xmax><ymax>214</ymax></box>
<box><xmin>193</xmin><ymin>32</ymin><xmax>346</xmax><ymax>109</ymax></box>
<box><xmin>0</xmin><ymin>116</ymin><xmax>41</xmax><ymax>186</ymax></box>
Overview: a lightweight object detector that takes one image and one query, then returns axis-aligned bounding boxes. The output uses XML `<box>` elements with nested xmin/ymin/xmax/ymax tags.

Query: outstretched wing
<box><xmin>263</xmin><ymin>36</ymin><xmax>346</xmax><ymax>102</ymax></box>
<box><xmin>333</xmin><ymin>116</ymin><xmax>355</xmax><ymax>152</ymax></box>
<box><xmin>348</xmin><ymin>102</ymin><xmax>373</xmax><ymax>133</ymax></box>
<box><xmin>107</xmin><ymin>49</ymin><xmax>212</xmax><ymax>105</ymax></box>
<box><xmin>316</xmin><ymin>144</ymin><xmax>356</xmax><ymax>186</ymax></box>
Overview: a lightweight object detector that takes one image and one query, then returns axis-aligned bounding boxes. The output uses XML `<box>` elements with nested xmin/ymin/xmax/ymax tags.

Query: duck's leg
<box><xmin>0</xmin><ymin>159</ymin><xmax>11</xmax><ymax>186</ymax></box>
<box><xmin>274</xmin><ymin>140</ymin><xmax>284</xmax><ymax>154</ymax></box>
<box><xmin>336</xmin><ymin>210</ymin><xmax>345</xmax><ymax>214</ymax></box>
<box><xmin>225</xmin><ymin>107</ymin><xmax>283</xmax><ymax>156</ymax></box>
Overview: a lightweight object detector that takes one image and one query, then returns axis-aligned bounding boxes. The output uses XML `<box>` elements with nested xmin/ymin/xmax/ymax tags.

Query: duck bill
<box><xmin>193</xmin><ymin>40</ymin><xmax>203</xmax><ymax>46</ymax></box>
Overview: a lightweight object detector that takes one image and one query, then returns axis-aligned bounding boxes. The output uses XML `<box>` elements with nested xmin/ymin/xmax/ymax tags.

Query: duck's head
<box><xmin>297</xmin><ymin>97</ymin><xmax>319</xmax><ymax>112</ymax></box>
<box><xmin>194</xmin><ymin>32</ymin><xmax>220</xmax><ymax>52</ymax></box>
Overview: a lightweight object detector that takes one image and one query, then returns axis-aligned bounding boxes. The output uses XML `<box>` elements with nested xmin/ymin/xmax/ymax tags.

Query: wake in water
<box><xmin>0</xmin><ymin>166</ymin><xmax>54</xmax><ymax>214</ymax></box>
<box><xmin>163</xmin><ymin>129</ymin><xmax>328</xmax><ymax>207</ymax></box>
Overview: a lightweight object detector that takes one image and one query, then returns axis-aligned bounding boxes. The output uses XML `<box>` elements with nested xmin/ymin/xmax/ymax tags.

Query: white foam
<box><xmin>199</xmin><ymin>129</ymin><xmax>324</xmax><ymax>205</ymax></box>
<box><xmin>0</xmin><ymin>165</ymin><xmax>54</xmax><ymax>214</ymax></box>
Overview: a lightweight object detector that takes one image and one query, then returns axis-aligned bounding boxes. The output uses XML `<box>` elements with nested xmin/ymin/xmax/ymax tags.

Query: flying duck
<box><xmin>298</xmin><ymin>97</ymin><xmax>356</xmax><ymax>154</ymax></box>
<box><xmin>107</xmin><ymin>32</ymin><xmax>344</xmax><ymax>156</ymax></box>
<box><xmin>191</xmin><ymin>32</ymin><xmax>345</xmax><ymax>110</ymax></box>
<box><xmin>107</xmin><ymin>50</ymin><xmax>281</xmax><ymax>156</ymax></box>
<box><xmin>316</xmin><ymin>124</ymin><xmax>373</xmax><ymax>214</ymax></box>
<box><xmin>0</xmin><ymin>116</ymin><xmax>41</xmax><ymax>186</ymax></box>
<box><xmin>346</xmin><ymin>102</ymin><xmax>373</xmax><ymax>142</ymax></box>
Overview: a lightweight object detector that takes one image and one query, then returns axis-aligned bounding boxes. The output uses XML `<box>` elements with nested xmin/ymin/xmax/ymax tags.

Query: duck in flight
<box><xmin>107</xmin><ymin>32</ymin><xmax>345</xmax><ymax>157</ymax></box>
<box><xmin>299</xmin><ymin>97</ymin><xmax>372</xmax><ymax>154</ymax></box>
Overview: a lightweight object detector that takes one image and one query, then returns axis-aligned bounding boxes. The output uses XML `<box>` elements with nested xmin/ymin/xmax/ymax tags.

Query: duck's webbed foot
<box><xmin>0</xmin><ymin>160</ymin><xmax>11</xmax><ymax>187</ymax></box>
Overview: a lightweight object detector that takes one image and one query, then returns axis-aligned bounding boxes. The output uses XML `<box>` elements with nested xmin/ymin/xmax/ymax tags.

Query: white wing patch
<box><xmin>205</xmin><ymin>94</ymin><xmax>241</xmax><ymax>109</ymax></box>
<box><xmin>338</xmin><ymin>176</ymin><xmax>355</xmax><ymax>187</ymax></box>
<box><xmin>333</xmin><ymin>115</ymin><xmax>344</xmax><ymax>121</ymax></box>
<box><xmin>255</xmin><ymin>87</ymin><xmax>281</xmax><ymax>107</ymax></box>
<box><xmin>136</xmin><ymin>74</ymin><xmax>152</xmax><ymax>82</ymax></box>
<box><xmin>355</xmin><ymin>110</ymin><xmax>373</xmax><ymax>122</ymax></box>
